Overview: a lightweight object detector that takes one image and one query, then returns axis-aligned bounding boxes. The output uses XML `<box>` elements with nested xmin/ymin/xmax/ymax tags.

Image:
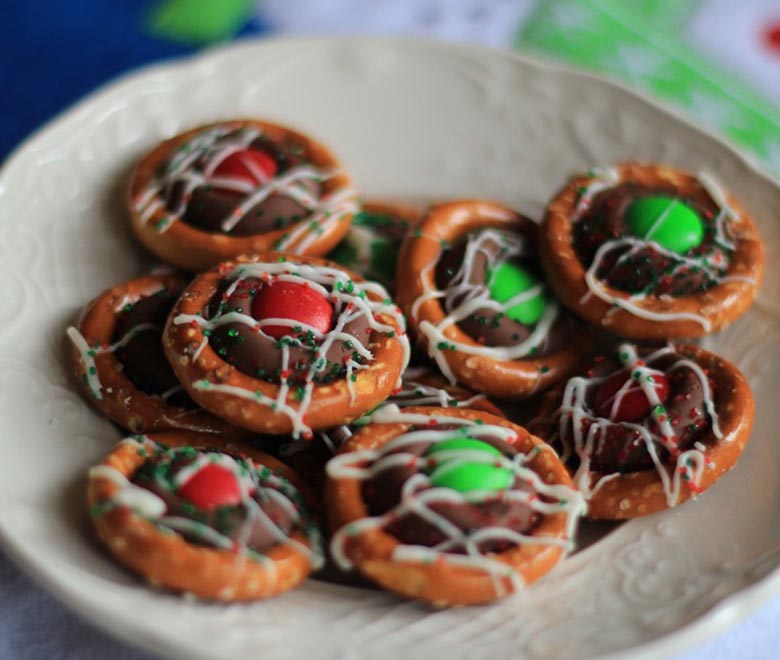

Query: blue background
<box><xmin>0</xmin><ymin>0</ymin><xmax>268</xmax><ymax>159</ymax></box>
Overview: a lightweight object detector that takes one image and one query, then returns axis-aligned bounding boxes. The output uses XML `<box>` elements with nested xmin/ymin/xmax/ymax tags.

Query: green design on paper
<box><xmin>515</xmin><ymin>0</ymin><xmax>780</xmax><ymax>175</ymax></box>
<box><xmin>145</xmin><ymin>0</ymin><xmax>255</xmax><ymax>45</ymax></box>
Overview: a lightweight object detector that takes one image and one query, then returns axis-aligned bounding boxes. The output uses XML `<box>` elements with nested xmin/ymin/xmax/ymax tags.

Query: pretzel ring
<box><xmin>163</xmin><ymin>253</ymin><xmax>410</xmax><ymax>438</ymax></box>
<box><xmin>128</xmin><ymin>120</ymin><xmax>357</xmax><ymax>272</ymax></box>
<box><xmin>396</xmin><ymin>200</ymin><xmax>591</xmax><ymax>399</ymax></box>
<box><xmin>87</xmin><ymin>431</ymin><xmax>323</xmax><ymax>601</ymax></box>
<box><xmin>326</xmin><ymin>406</ymin><xmax>584</xmax><ymax>606</ymax></box>
<box><xmin>539</xmin><ymin>163</ymin><xmax>764</xmax><ymax>339</ymax></box>
<box><xmin>530</xmin><ymin>343</ymin><xmax>754</xmax><ymax>519</ymax></box>
<box><xmin>66</xmin><ymin>272</ymin><xmax>244</xmax><ymax>437</ymax></box>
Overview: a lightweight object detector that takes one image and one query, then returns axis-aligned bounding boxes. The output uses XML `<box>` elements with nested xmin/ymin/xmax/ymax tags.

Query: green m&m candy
<box><xmin>328</xmin><ymin>210</ymin><xmax>403</xmax><ymax>287</ymax></box>
<box><xmin>486</xmin><ymin>262</ymin><xmax>545</xmax><ymax>325</ymax></box>
<box><xmin>426</xmin><ymin>437</ymin><xmax>513</xmax><ymax>493</ymax></box>
<box><xmin>328</xmin><ymin>235</ymin><xmax>359</xmax><ymax>267</ymax></box>
<box><xmin>625</xmin><ymin>195</ymin><xmax>704</xmax><ymax>254</ymax></box>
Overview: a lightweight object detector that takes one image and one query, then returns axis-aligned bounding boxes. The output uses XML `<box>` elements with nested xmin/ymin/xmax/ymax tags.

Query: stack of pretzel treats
<box><xmin>67</xmin><ymin>120</ymin><xmax>763</xmax><ymax>606</ymax></box>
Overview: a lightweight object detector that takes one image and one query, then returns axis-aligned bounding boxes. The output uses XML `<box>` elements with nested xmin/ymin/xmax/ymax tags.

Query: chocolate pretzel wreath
<box><xmin>88</xmin><ymin>431</ymin><xmax>322</xmax><ymax>600</ymax></box>
<box><xmin>530</xmin><ymin>343</ymin><xmax>754</xmax><ymax>519</ymax></box>
<box><xmin>539</xmin><ymin>163</ymin><xmax>764</xmax><ymax>339</ymax></box>
<box><xmin>396</xmin><ymin>200</ymin><xmax>590</xmax><ymax>399</ymax></box>
<box><xmin>67</xmin><ymin>271</ymin><xmax>243</xmax><ymax>437</ymax></box>
<box><xmin>326</xmin><ymin>406</ymin><xmax>584</xmax><ymax>606</ymax></box>
<box><xmin>129</xmin><ymin>120</ymin><xmax>357</xmax><ymax>271</ymax></box>
<box><xmin>163</xmin><ymin>253</ymin><xmax>410</xmax><ymax>438</ymax></box>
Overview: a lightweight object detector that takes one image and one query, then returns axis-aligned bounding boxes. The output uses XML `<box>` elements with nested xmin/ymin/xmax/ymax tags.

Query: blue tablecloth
<box><xmin>1</xmin><ymin>0</ymin><xmax>268</xmax><ymax>160</ymax></box>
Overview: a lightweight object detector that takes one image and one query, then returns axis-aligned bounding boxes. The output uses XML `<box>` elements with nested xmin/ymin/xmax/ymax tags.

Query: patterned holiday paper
<box><xmin>4</xmin><ymin>0</ymin><xmax>780</xmax><ymax>172</ymax></box>
<box><xmin>515</xmin><ymin>0</ymin><xmax>780</xmax><ymax>173</ymax></box>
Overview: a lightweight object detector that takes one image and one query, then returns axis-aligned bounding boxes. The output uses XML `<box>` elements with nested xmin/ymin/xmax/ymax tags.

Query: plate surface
<box><xmin>1</xmin><ymin>37</ymin><xmax>779</xmax><ymax>660</ymax></box>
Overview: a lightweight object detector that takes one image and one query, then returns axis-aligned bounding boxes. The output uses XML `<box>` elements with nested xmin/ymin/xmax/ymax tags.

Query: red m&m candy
<box><xmin>213</xmin><ymin>149</ymin><xmax>277</xmax><ymax>186</ymax></box>
<box><xmin>593</xmin><ymin>369</ymin><xmax>670</xmax><ymax>422</ymax></box>
<box><xmin>251</xmin><ymin>281</ymin><xmax>334</xmax><ymax>340</ymax></box>
<box><xmin>178</xmin><ymin>463</ymin><xmax>243</xmax><ymax>510</ymax></box>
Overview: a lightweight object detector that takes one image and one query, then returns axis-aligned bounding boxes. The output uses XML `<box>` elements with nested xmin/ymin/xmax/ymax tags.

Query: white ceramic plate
<box><xmin>1</xmin><ymin>37</ymin><xmax>779</xmax><ymax>660</ymax></box>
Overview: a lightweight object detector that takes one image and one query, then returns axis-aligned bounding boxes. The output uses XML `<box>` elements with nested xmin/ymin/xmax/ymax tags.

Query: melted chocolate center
<box><xmin>161</xmin><ymin>131</ymin><xmax>322</xmax><ymax>236</ymax></box>
<box><xmin>560</xmin><ymin>350</ymin><xmax>712</xmax><ymax>473</ymax></box>
<box><xmin>132</xmin><ymin>450</ymin><xmax>295</xmax><ymax>552</ymax></box>
<box><xmin>113</xmin><ymin>290</ymin><xmax>194</xmax><ymax>408</ymax></box>
<box><xmin>206</xmin><ymin>277</ymin><xmax>371</xmax><ymax>384</ymax></box>
<box><xmin>435</xmin><ymin>232</ymin><xmax>569</xmax><ymax>355</ymax></box>
<box><xmin>573</xmin><ymin>182</ymin><xmax>730</xmax><ymax>296</ymax></box>
<box><xmin>361</xmin><ymin>430</ymin><xmax>539</xmax><ymax>553</ymax></box>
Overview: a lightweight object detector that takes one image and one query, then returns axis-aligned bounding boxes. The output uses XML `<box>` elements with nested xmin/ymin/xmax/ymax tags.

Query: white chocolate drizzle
<box><xmin>175</xmin><ymin>260</ymin><xmax>409</xmax><ymax>439</ymax></box>
<box><xmin>89</xmin><ymin>436</ymin><xmax>324</xmax><ymax>575</ymax></box>
<box><xmin>132</xmin><ymin>125</ymin><xmax>357</xmax><ymax>252</ymax></box>
<box><xmin>551</xmin><ymin>344</ymin><xmax>721</xmax><ymax>507</ymax></box>
<box><xmin>385</xmin><ymin>378</ymin><xmax>486</xmax><ymax>411</ymax></box>
<box><xmin>328</xmin><ymin>411</ymin><xmax>584</xmax><ymax>597</ymax></box>
<box><xmin>67</xmin><ymin>322</ymin><xmax>159</xmax><ymax>400</ymax></box>
<box><xmin>572</xmin><ymin>168</ymin><xmax>751</xmax><ymax>330</ymax></box>
<box><xmin>285</xmin><ymin>369</ymin><xmax>492</xmax><ymax>459</ymax></box>
<box><xmin>307</xmin><ymin>369</ymin><xmax>493</xmax><ymax>458</ymax></box>
<box><xmin>409</xmin><ymin>228</ymin><xmax>560</xmax><ymax>384</ymax></box>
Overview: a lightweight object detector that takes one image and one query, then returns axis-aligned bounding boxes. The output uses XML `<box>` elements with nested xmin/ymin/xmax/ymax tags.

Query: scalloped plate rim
<box><xmin>0</xmin><ymin>35</ymin><xmax>778</xmax><ymax>660</ymax></box>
